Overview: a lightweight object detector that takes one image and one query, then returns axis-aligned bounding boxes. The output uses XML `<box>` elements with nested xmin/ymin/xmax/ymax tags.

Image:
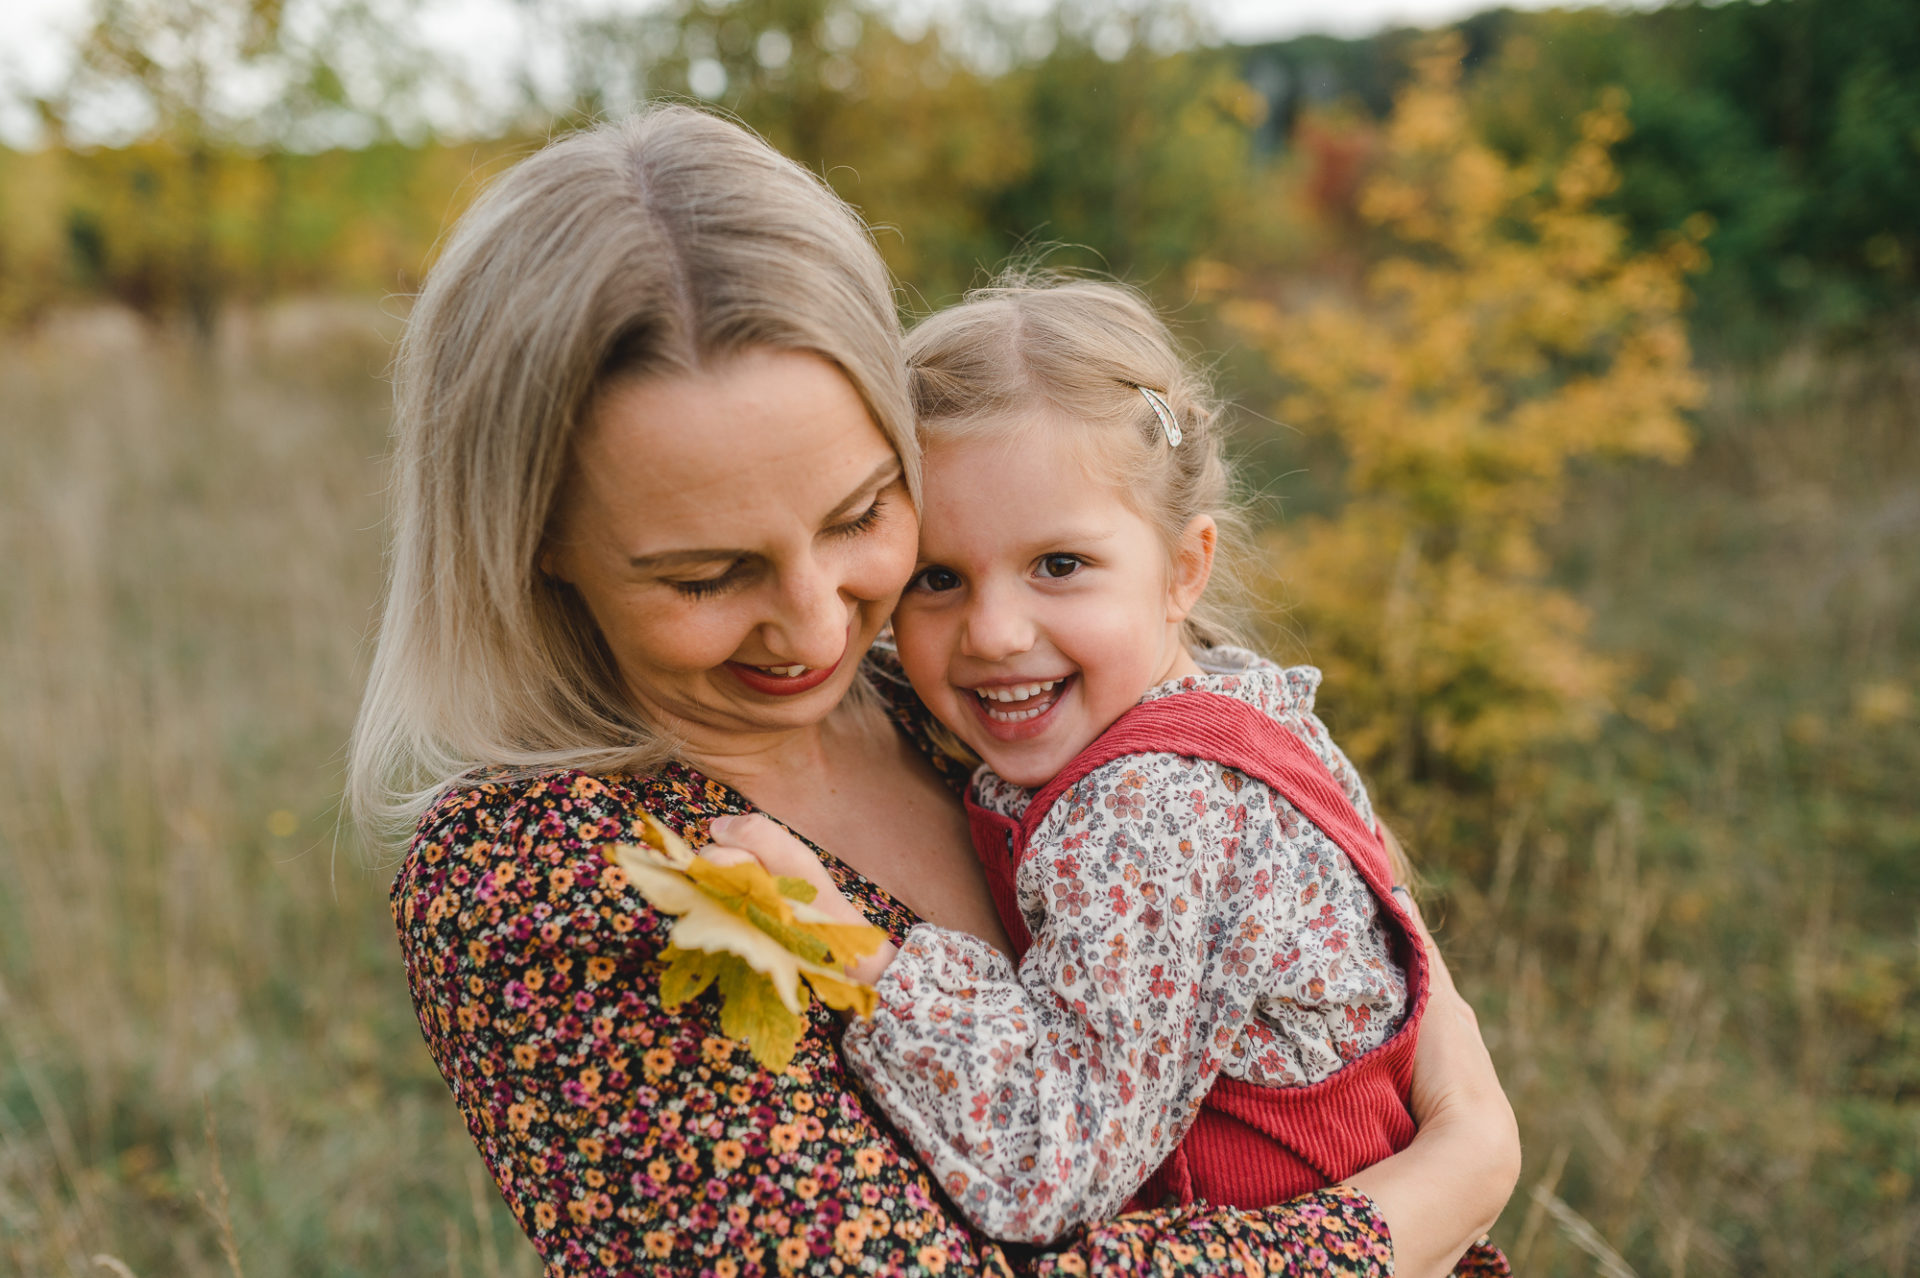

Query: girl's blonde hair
<box><xmin>349</xmin><ymin>106</ymin><xmax>911</xmax><ymax>840</ymax></box>
<box><xmin>905</xmin><ymin>273</ymin><xmax>1250</xmax><ymax>650</ymax></box>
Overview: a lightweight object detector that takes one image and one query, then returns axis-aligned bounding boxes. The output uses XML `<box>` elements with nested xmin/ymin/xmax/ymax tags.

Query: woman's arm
<box><xmin>1345</xmin><ymin>903</ymin><xmax>1522</xmax><ymax>1278</ymax></box>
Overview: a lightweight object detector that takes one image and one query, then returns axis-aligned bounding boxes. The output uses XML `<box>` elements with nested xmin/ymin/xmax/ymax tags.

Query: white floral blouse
<box><xmin>837</xmin><ymin>649</ymin><xmax>1411</xmax><ymax>1245</ymax></box>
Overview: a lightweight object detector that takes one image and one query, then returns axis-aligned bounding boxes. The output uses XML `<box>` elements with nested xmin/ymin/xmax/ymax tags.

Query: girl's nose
<box><xmin>765</xmin><ymin>555</ymin><xmax>852</xmax><ymax>667</ymax></box>
<box><xmin>960</xmin><ymin>584</ymin><xmax>1035</xmax><ymax>662</ymax></box>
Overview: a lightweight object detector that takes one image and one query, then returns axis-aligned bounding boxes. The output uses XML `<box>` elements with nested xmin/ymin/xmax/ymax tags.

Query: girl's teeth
<box><xmin>759</xmin><ymin>664</ymin><xmax>808</xmax><ymax>677</ymax></box>
<box><xmin>973</xmin><ymin>679</ymin><xmax>1064</xmax><ymax>721</ymax></box>
<box><xmin>979</xmin><ymin>680</ymin><xmax>1059</xmax><ymax>704</ymax></box>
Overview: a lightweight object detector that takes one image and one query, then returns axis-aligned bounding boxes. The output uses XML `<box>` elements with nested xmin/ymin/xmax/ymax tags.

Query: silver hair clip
<box><xmin>1136</xmin><ymin>385</ymin><xmax>1183</xmax><ymax>447</ymax></box>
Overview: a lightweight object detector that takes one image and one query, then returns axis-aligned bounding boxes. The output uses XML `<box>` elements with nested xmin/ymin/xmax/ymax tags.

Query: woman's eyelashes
<box><xmin>668</xmin><ymin>565</ymin><xmax>747</xmax><ymax>599</ymax></box>
<box><xmin>665</xmin><ymin>496</ymin><xmax>893</xmax><ymax>599</ymax></box>
<box><xmin>828</xmin><ymin>492</ymin><xmax>889</xmax><ymax>539</ymax></box>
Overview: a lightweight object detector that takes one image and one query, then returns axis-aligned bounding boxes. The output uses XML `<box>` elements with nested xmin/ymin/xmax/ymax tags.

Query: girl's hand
<box><xmin>703</xmin><ymin>814</ymin><xmax>898</xmax><ymax>985</ymax></box>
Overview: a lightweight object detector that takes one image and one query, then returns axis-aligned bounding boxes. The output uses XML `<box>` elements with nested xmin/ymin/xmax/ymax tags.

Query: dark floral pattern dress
<box><xmin>390</xmin><ymin>656</ymin><xmax>1508</xmax><ymax>1277</ymax></box>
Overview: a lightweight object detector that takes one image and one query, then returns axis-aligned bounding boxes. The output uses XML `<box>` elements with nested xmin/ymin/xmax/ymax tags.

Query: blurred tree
<box><xmin>977</xmin><ymin>2</ymin><xmax>1269</xmax><ymax>294</ymax></box>
<box><xmin>1468</xmin><ymin>0</ymin><xmax>1920</xmax><ymax>349</ymax></box>
<box><xmin>36</xmin><ymin>0</ymin><xmax>427</xmax><ymax>331</ymax></box>
<box><xmin>1215</xmin><ymin>36</ymin><xmax>1707</xmax><ymax>823</ymax></box>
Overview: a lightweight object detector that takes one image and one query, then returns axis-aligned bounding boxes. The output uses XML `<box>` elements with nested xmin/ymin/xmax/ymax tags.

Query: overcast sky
<box><xmin>0</xmin><ymin>0</ymin><xmax>1639</xmax><ymax>147</ymax></box>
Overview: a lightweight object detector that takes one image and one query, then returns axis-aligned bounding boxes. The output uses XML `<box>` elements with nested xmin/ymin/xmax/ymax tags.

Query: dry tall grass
<box><xmin>0</xmin><ymin>304</ymin><xmax>537</xmax><ymax>1276</ymax></box>
<box><xmin>0</xmin><ymin>306</ymin><xmax>1914</xmax><ymax>1275</ymax></box>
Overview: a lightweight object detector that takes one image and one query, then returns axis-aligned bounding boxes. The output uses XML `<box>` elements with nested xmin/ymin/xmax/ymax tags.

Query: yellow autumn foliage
<box><xmin>612</xmin><ymin>813</ymin><xmax>886</xmax><ymax>1071</ymax></box>
<box><xmin>1218</xmin><ymin>36</ymin><xmax>1707</xmax><ymax>790</ymax></box>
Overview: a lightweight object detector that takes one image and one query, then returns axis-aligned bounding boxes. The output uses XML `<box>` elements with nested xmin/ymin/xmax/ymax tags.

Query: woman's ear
<box><xmin>1167</xmin><ymin>515</ymin><xmax>1216</xmax><ymax>622</ymax></box>
<box><xmin>538</xmin><ymin>542</ymin><xmax>570</xmax><ymax>585</ymax></box>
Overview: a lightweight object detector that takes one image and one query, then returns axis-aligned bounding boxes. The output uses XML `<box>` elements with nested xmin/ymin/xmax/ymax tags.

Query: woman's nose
<box><xmin>959</xmin><ymin>585</ymin><xmax>1035</xmax><ymax>662</ymax></box>
<box><xmin>765</xmin><ymin>555</ymin><xmax>852</xmax><ymax>666</ymax></box>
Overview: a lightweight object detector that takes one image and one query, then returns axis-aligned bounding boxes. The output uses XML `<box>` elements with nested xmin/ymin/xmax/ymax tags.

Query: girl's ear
<box><xmin>1167</xmin><ymin>515</ymin><xmax>1216</xmax><ymax>622</ymax></box>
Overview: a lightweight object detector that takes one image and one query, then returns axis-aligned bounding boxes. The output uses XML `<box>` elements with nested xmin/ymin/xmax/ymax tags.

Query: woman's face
<box><xmin>543</xmin><ymin>348</ymin><xmax>917</xmax><ymax>753</ymax></box>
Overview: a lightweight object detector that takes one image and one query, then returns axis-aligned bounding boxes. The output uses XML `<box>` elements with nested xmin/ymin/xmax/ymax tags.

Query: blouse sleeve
<box><xmin>1281</xmin><ymin>668</ymin><xmax>1378</xmax><ymax>831</ymax></box>
<box><xmin>839</xmin><ymin>752</ymin><xmax>1308</xmax><ymax>1245</ymax></box>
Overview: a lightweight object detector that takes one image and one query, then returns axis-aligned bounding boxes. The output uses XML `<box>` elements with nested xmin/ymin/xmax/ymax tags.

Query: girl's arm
<box><xmin>714</xmin><ymin>759</ymin><xmax>1306</xmax><ymax>1246</ymax></box>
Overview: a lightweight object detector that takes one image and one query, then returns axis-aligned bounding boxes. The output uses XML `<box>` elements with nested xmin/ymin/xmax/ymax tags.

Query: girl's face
<box><xmin>543</xmin><ymin>348</ymin><xmax>918</xmax><ymax>758</ymax></box>
<box><xmin>892</xmin><ymin>417</ymin><xmax>1214</xmax><ymax>788</ymax></box>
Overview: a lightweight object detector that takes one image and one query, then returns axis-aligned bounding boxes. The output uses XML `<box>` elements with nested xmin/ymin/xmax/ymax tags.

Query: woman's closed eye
<box><xmin>667</xmin><ymin>563</ymin><xmax>749</xmax><ymax>599</ymax></box>
<box><xmin>828</xmin><ymin>492</ymin><xmax>889</xmax><ymax>539</ymax></box>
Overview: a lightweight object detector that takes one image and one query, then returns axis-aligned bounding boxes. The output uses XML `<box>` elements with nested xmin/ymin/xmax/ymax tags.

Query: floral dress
<box><xmin>837</xmin><ymin>652</ymin><xmax>1411</xmax><ymax>1244</ymax></box>
<box><xmin>390</xmin><ymin>652</ymin><xmax>1490</xmax><ymax>1277</ymax></box>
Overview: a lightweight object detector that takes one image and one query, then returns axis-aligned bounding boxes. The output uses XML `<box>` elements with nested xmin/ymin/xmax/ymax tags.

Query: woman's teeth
<box><xmin>974</xmin><ymin>679</ymin><xmax>1063</xmax><ymax>722</ymax></box>
<box><xmin>757</xmin><ymin>664</ymin><xmax>809</xmax><ymax>677</ymax></box>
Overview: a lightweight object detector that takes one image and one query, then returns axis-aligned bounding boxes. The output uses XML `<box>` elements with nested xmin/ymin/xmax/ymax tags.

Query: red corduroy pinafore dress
<box><xmin>964</xmin><ymin>689</ymin><xmax>1431</xmax><ymax>1211</ymax></box>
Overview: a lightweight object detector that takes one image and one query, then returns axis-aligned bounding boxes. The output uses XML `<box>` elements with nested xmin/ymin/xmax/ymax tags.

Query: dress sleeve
<box><xmin>393</xmin><ymin>772</ymin><xmax>1014</xmax><ymax>1277</ymax></box>
<box><xmin>839</xmin><ymin>753</ymin><xmax>1306</xmax><ymax>1245</ymax></box>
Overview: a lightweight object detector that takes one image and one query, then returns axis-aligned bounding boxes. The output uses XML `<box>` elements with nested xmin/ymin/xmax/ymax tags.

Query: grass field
<box><xmin>1</xmin><ymin>303</ymin><xmax>1914</xmax><ymax>1276</ymax></box>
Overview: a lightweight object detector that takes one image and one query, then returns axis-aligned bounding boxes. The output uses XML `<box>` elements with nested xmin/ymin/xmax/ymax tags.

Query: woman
<box><xmin>350</xmin><ymin>106</ymin><xmax>1519</xmax><ymax>1278</ymax></box>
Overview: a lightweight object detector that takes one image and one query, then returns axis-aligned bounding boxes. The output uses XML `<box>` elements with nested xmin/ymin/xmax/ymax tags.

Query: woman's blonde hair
<box><xmin>349</xmin><ymin>106</ymin><xmax>911</xmax><ymax>840</ymax></box>
<box><xmin>905</xmin><ymin>273</ymin><xmax>1251</xmax><ymax>651</ymax></box>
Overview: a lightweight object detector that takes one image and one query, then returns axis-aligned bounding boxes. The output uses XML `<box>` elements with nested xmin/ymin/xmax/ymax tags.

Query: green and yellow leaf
<box><xmin>609</xmin><ymin>826</ymin><xmax>889</xmax><ymax>1070</ymax></box>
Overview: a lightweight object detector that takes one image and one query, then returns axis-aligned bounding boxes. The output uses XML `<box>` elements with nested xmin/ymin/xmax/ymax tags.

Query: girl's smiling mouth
<box><xmin>964</xmin><ymin>675</ymin><xmax>1075</xmax><ymax>736</ymax></box>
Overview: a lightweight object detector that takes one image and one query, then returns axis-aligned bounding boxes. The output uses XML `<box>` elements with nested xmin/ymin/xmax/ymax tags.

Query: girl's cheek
<box><xmin>889</xmin><ymin>607</ymin><xmax>951</xmax><ymax>691</ymax></box>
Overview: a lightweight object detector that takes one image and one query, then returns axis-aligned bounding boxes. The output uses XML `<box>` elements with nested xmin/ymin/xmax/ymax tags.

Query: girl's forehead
<box><xmin>920</xmin><ymin>415</ymin><xmax>1163</xmax><ymax>531</ymax></box>
<box><xmin>917</xmin><ymin>429</ymin><xmax>1154</xmax><ymax>548</ymax></box>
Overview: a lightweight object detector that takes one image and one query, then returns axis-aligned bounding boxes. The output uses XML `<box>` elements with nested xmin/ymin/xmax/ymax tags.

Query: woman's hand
<box><xmin>703</xmin><ymin>814</ymin><xmax>898</xmax><ymax>985</ymax></box>
<box><xmin>1346</xmin><ymin>895</ymin><xmax>1522</xmax><ymax>1278</ymax></box>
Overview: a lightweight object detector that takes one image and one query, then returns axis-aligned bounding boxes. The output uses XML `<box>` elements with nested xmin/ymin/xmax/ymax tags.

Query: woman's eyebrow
<box><xmin>628</xmin><ymin>546</ymin><xmax>749</xmax><ymax>571</ymax></box>
<box><xmin>627</xmin><ymin>460</ymin><xmax>900</xmax><ymax>570</ymax></box>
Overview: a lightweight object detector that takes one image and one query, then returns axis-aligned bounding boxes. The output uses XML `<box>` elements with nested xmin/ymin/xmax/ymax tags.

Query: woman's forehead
<box><xmin>566</xmin><ymin>349</ymin><xmax>901</xmax><ymax>548</ymax></box>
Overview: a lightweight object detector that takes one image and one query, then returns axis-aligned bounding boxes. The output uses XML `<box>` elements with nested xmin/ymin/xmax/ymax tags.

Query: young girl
<box><xmin>716</xmin><ymin>279</ymin><xmax>1439</xmax><ymax>1247</ymax></box>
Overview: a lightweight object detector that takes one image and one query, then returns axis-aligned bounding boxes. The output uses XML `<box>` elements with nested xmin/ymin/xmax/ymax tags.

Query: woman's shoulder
<box><xmin>391</xmin><ymin>763</ymin><xmax>738</xmax><ymax>949</ymax></box>
<box><xmin>406</xmin><ymin>763</ymin><xmax>716</xmax><ymax>867</ymax></box>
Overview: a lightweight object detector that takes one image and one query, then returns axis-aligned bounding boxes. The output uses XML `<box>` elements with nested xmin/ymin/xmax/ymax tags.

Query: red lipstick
<box><xmin>725</xmin><ymin>657</ymin><xmax>842</xmax><ymax>697</ymax></box>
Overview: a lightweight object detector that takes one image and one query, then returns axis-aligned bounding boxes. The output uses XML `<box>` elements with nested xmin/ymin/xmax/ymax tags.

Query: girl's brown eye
<box><xmin>1038</xmin><ymin>554</ymin><xmax>1083</xmax><ymax>579</ymax></box>
<box><xmin>911</xmin><ymin>566</ymin><xmax>961</xmax><ymax>593</ymax></box>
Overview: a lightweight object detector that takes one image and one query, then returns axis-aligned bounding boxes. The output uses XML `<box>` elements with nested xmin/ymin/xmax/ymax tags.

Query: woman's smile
<box><xmin>725</xmin><ymin>653</ymin><xmax>846</xmax><ymax>696</ymax></box>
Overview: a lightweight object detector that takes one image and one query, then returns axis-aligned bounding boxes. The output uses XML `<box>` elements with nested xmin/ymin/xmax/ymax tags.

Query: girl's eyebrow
<box><xmin>1023</xmin><ymin>526</ymin><xmax>1117</xmax><ymax>549</ymax></box>
<box><xmin>628</xmin><ymin>458</ymin><xmax>902</xmax><ymax>570</ymax></box>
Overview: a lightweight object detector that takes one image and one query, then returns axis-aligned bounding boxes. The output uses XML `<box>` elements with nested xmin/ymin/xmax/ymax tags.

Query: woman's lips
<box><xmin>725</xmin><ymin>657</ymin><xmax>842</xmax><ymax>697</ymax></box>
<box><xmin>965</xmin><ymin>675</ymin><xmax>1073</xmax><ymax>741</ymax></box>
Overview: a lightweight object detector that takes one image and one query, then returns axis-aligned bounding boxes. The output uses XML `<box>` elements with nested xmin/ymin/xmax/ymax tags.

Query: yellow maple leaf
<box><xmin>611</xmin><ymin>813</ymin><xmax>886</xmax><ymax>1071</ymax></box>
